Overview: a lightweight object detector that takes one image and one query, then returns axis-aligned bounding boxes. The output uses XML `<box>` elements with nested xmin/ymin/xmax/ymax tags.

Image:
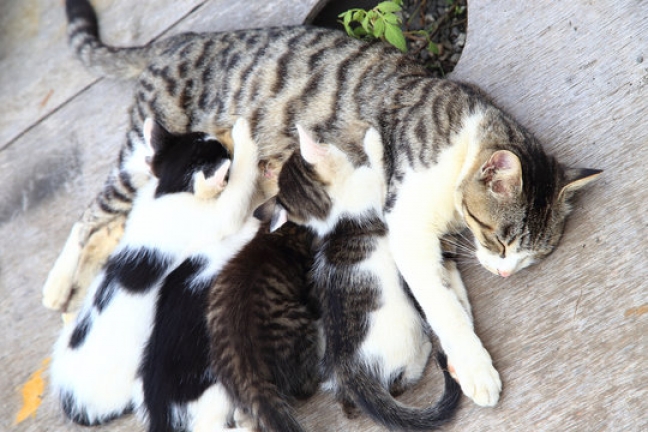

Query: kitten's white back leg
<box><xmin>188</xmin><ymin>383</ymin><xmax>244</xmax><ymax>432</ymax></box>
<box><xmin>50</xmin><ymin>288</ymin><xmax>156</xmax><ymax>424</ymax></box>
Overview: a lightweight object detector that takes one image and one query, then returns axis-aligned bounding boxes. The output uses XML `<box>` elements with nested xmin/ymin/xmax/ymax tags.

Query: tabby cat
<box><xmin>45</xmin><ymin>0</ymin><xmax>601</xmax><ymax>407</ymax></box>
<box><xmin>50</xmin><ymin>117</ymin><xmax>261</xmax><ymax>427</ymax></box>
<box><xmin>266</xmin><ymin>124</ymin><xmax>461</xmax><ymax>430</ymax></box>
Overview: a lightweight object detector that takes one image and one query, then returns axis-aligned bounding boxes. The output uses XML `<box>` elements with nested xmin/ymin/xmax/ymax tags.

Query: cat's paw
<box><xmin>449</xmin><ymin>350</ymin><xmax>501</xmax><ymax>407</ymax></box>
<box><xmin>42</xmin><ymin>223</ymin><xmax>83</xmax><ymax>311</ymax></box>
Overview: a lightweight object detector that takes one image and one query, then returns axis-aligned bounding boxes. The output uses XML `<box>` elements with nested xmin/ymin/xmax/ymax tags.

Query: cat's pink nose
<box><xmin>498</xmin><ymin>269</ymin><xmax>511</xmax><ymax>278</ymax></box>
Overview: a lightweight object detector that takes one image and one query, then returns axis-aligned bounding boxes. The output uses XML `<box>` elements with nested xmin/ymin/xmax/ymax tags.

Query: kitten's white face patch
<box><xmin>475</xmin><ymin>244</ymin><xmax>535</xmax><ymax>277</ymax></box>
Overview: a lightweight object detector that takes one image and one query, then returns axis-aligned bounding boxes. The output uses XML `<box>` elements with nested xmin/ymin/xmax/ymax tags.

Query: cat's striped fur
<box><xmin>45</xmin><ymin>0</ymin><xmax>602</xmax><ymax>408</ymax></box>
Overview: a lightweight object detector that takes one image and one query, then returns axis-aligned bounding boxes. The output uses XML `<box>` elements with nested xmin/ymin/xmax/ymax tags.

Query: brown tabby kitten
<box><xmin>44</xmin><ymin>0</ymin><xmax>601</xmax><ymax>407</ymax></box>
<box><xmin>207</xmin><ymin>221</ymin><xmax>321</xmax><ymax>432</ymax></box>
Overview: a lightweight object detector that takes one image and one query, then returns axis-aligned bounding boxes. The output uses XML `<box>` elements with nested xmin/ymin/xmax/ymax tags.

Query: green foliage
<box><xmin>338</xmin><ymin>1</ymin><xmax>408</xmax><ymax>52</ymax></box>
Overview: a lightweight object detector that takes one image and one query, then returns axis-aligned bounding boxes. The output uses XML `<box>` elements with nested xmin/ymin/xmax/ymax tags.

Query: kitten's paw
<box><xmin>42</xmin><ymin>223</ymin><xmax>83</xmax><ymax>311</ymax></box>
<box><xmin>450</xmin><ymin>350</ymin><xmax>501</xmax><ymax>407</ymax></box>
<box><xmin>232</xmin><ymin>118</ymin><xmax>257</xmax><ymax>153</ymax></box>
<box><xmin>231</xmin><ymin>117</ymin><xmax>259</xmax><ymax>174</ymax></box>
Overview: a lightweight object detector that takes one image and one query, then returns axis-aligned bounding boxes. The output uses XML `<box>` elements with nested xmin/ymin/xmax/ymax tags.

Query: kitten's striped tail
<box><xmin>340</xmin><ymin>353</ymin><xmax>461</xmax><ymax>431</ymax></box>
<box><xmin>248</xmin><ymin>382</ymin><xmax>306</xmax><ymax>432</ymax></box>
<box><xmin>66</xmin><ymin>0</ymin><xmax>155</xmax><ymax>79</ymax></box>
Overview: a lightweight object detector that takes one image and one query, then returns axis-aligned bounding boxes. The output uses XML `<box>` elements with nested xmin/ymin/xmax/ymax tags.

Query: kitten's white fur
<box><xmin>305</xmin><ymin>127</ymin><xmax>433</xmax><ymax>396</ymax></box>
<box><xmin>50</xmin><ymin>118</ymin><xmax>260</xmax><ymax>429</ymax></box>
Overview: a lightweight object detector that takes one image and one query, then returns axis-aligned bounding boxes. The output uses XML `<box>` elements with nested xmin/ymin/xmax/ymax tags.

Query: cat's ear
<box><xmin>296</xmin><ymin>124</ymin><xmax>328</xmax><ymax>166</ymax></box>
<box><xmin>479</xmin><ymin>150</ymin><xmax>523</xmax><ymax>201</ymax></box>
<box><xmin>193</xmin><ymin>160</ymin><xmax>231</xmax><ymax>199</ymax></box>
<box><xmin>252</xmin><ymin>196</ymin><xmax>288</xmax><ymax>232</ymax></box>
<box><xmin>558</xmin><ymin>167</ymin><xmax>602</xmax><ymax>200</ymax></box>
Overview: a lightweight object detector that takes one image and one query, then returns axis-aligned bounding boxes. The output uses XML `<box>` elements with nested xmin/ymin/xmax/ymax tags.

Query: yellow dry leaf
<box><xmin>14</xmin><ymin>357</ymin><xmax>51</xmax><ymax>425</ymax></box>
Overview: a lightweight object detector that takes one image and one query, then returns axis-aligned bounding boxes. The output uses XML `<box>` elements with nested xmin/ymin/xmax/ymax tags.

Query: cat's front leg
<box><xmin>443</xmin><ymin>259</ymin><xmax>473</xmax><ymax>320</ymax></box>
<box><xmin>386</xmin><ymin>210</ymin><xmax>501</xmax><ymax>407</ymax></box>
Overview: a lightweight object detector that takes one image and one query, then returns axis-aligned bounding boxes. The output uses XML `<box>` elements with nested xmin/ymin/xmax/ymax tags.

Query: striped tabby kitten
<box><xmin>206</xmin><ymin>220</ymin><xmax>320</xmax><ymax>432</ymax></box>
<box><xmin>50</xmin><ymin>117</ymin><xmax>260</xmax><ymax>428</ymax></box>
<box><xmin>266</xmin><ymin>125</ymin><xmax>461</xmax><ymax>430</ymax></box>
<box><xmin>45</xmin><ymin>0</ymin><xmax>602</xmax><ymax>407</ymax></box>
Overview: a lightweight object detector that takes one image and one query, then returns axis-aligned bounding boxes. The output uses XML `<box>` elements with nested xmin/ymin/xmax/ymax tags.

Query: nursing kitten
<box><xmin>140</xmin><ymin>221</ymin><xmax>319</xmax><ymax>432</ymax></box>
<box><xmin>267</xmin><ymin>125</ymin><xmax>461</xmax><ymax>430</ymax></box>
<box><xmin>50</xmin><ymin>117</ymin><xmax>260</xmax><ymax>427</ymax></box>
<box><xmin>206</xmin><ymin>220</ymin><xmax>320</xmax><ymax>432</ymax></box>
<box><xmin>46</xmin><ymin>0</ymin><xmax>602</xmax><ymax>407</ymax></box>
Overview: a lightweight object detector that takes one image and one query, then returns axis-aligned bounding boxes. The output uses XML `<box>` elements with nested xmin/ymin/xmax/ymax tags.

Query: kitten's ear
<box><xmin>143</xmin><ymin>117</ymin><xmax>172</xmax><ymax>155</ymax></box>
<box><xmin>479</xmin><ymin>150</ymin><xmax>523</xmax><ymax>201</ymax></box>
<box><xmin>559</xmin><ymin>167</ymin><xmax>602</xmax><ymax>200</ymax></box>
<box><xmin>252</xmin><ymin>196</ymin><xmax>288</xmax><ymax>232</ymax></box>
<box><xmin>193</xmin><ymin>160</ymin><xmax>231</xmax><ymax>199</ymax></box>
<box><xmin>363</xmin><ymin>127</ymin><xmax>384</xmax><ymax>170</ymax></box>
<box><xmin>296</xmin><ymin>124</ymin><xmax>328</xmax><ymax>165</ymax></box>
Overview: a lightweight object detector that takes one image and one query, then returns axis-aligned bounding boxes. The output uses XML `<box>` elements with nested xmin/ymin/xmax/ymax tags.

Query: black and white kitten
<box><xmin>136</xmin><ymin>138</ymin><xmax>322</xmax><ymax>431</ymax></box>
<box><xmin>50</xmin><ymin>117</ymin><xmax>260</xmax><ymax>428</ymax></box>
<box><xmin>268</xmin><ymin>126</ymin><xmax>461</xmax><ymax>430</ymax></box>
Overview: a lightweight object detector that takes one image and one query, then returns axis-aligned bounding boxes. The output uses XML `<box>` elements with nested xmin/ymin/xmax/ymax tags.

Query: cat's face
<box><xmin>142</xmin><ymin>118</ymin><xmax>231</xmax><ymax>198</ymax></box>
<box><xmin>460</xmin><ymin>146</ymin><xmax>601</xmax><ymax>278</ymax></box>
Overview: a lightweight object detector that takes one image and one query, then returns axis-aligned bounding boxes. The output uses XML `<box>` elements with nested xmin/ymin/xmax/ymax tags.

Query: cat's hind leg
<box><xmin>42</xmin><ymin>222</ymin><xmax>85</xmax><ymax>312</ymax></box>
<box><xmin>42</xmin><ymin>181</ymin><xmax>130</xmax><ymax>314</ymax></box>
<box><xmin>43</xmin><ymin>117</ymin><xmax>153</xmax><ymax>313</ymax></box>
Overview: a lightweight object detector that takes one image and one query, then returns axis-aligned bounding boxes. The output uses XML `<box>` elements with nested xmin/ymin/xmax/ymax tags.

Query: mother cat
<box><xmin>44</xmin><ymin>0</ymin><xmax>601</xmax><ymax>408</ymax></box>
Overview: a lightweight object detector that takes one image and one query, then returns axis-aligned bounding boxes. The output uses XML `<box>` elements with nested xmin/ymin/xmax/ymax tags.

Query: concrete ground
<box><xmin>0</xmin><ymin>0</ymin><xmax>645</xmax><ymax>431</ymax></box>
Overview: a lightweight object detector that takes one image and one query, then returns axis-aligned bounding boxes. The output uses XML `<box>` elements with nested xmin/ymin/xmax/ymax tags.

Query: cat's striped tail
<box><xmin>340</xmin><ymin>352</ymin><xmax>461</xmax><ymax>431</ymax></box>
<box><xmin>66</xmin><ymin>0</ymin><xmax>155</xmax><ymax>79</ymax></box>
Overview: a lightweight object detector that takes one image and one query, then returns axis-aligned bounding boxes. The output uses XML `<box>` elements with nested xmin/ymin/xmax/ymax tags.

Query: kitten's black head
<box><xmin>275</xmin><ymin>150</ymin><xmax>332</xmax><ymax>225</ymax></box>
<box><xmin>143</xmin><ymin>119</ymin><xmax>230</xmax><ymax>198</ymax></box>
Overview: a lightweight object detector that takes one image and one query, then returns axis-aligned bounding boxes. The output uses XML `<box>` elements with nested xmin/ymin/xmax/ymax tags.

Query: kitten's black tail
<box><xmin>65</xmin><ymin>0</ymin><xmax>156</xmax><ymax>79</ymax></box>
<box><xmin>340</xmin><ymin>353</ymin><xmax>461</xmax><ymax>431</ymax></box>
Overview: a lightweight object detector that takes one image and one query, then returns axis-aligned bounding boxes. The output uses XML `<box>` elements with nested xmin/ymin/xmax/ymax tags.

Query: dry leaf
<box><xmin>14</xmin><ymin>357</ymin><xmax>51</xmax><ymax>425</ymax></box>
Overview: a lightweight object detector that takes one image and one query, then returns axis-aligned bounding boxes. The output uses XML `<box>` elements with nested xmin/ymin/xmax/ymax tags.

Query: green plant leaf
<box><xmin>361</xmin><ymin>12</ymin><xmax>372</xmax><ymax>33</ymax></box>
<box><xmin>340</xmin><ymin>11</ymin><xmax>352</xmax><ymax>26</ymax></box>
<box><xmin>384</xmin><ymin>23</ymin><xmax>407</xmax><ymax>52</ymax></box>
<box><xmin>372</xmin><ymin>17</ymin><xmax>386</xmax><ymax>38</ymax></box>
<box><xmin>376</xmin><ymin>1</ymin><xmax>402</xmax><ymax>14</ymax></box>
<box><xmin>353</xmin><ymin>26</ymin><xmax>368</xmax><ymax>38</ymax></box>
<box><xmin>383</xmin><ymin>13</ymin><xmax>401</xmax><ymax>25</ymax></box>
<box><xmin>427</xmin><ymin>41</ymin><xmax>440</xmax><ymax>54</ymax></box>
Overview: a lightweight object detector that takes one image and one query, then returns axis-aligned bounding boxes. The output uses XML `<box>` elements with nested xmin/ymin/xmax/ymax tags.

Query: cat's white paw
<box><xmin>42</xmin><ymin>223</ymin><xmax>83</xmax><ymax>311</ymax></box>
<box><xmin>449</xmin><ymin>349</ymin><xmax>501</xmax><ymax>407</ymax></box>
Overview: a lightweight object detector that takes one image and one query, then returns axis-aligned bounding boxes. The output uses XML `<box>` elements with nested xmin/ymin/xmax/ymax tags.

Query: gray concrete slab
<box><xmin>0</xmin><ymin>0</ymin><xmax>645</xmax><ymax>431</ymax></box>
